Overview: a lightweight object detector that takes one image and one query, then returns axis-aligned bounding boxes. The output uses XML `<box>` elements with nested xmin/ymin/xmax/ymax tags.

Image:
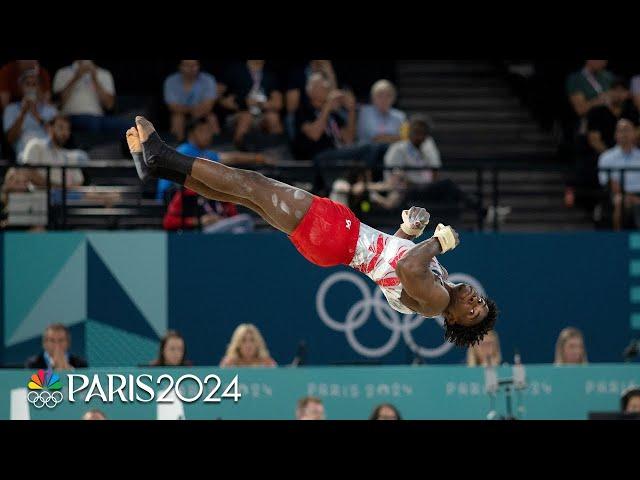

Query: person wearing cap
<box><xmin>3</xmin><ymin>69</ymin><xmax>57</xmax><ymax>160</ymax></box>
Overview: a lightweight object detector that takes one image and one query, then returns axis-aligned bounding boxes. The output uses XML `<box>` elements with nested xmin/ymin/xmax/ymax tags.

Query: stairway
<box><xmin>395</xmin><ymin>60</ymin><xmax>557</xmax><ymax>161</ymax></box>
<box><xmin>395</xmin><ymin>60</ymin><xmax>594</xmax><ymax>232</ymax></box>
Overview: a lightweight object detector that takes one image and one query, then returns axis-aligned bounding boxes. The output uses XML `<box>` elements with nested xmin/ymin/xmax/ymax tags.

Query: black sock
<box><xmin>142</xmin><ymin>132</ymin><xmax>195</xmax><ymax>176</ymax></box>
<box><xmin>155</xmin><ymin>167</ymin><xmax>186</xmax><ymax>186</ymax></box>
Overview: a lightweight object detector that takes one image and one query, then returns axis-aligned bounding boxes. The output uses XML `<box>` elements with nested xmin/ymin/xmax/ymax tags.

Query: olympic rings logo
<box><xmin>27</xmin><ymin>390</ymin><xmax>64</xmax><ymax>409</ymax></box>
<box><xmin>316</xmin><ymin>271</ymin><xmax>486</xmax><ymax>359</ymax></box>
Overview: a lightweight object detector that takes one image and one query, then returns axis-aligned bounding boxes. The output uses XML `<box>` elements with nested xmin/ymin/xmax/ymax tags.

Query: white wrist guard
<box><xmin>400</xmin><ymin>209</ymin><xmax>427</xmax><ymax>237</ymax></box>
<box><xmin>432</xmin><ymin>223</ymin><xmax>458</xmax><ymax>253</ymax></box>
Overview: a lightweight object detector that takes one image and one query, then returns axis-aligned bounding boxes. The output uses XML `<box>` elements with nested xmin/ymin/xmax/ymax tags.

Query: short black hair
<box><xmin>369</xmin><ymin>403</ymin><xmax>402</xmax><ymax>420</ymax></box>
<box><xmin>443</xmin><ymin>296</ymin><xmax>498</xmax><ymax>347</ymax></box>
<box><xmin>409</xmin><ymin>113</ymin><xmax>434</xmax><ymax>136</ymax></box>
<box><xmin>185</xmin><ymin>116</ymin><xmax>210</xmax><ymax>136</ymax></box>
<box><xmin>621</xmin><ymin>387</ymin><xmax>640</xmax><ymax>412</ymax></box>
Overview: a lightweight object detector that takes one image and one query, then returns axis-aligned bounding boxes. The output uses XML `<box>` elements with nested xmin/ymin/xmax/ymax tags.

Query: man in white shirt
<box><xmin>52</xmin><ymin>60</ymin><xmax>129</xmax><ymax>134</ymax></box>
<box><xmin>384</xmin><ymin>114</ymin><xmax>441</xmax><ymax>185</ymax></box>
<box><xmin>21</xmin><ymin>115</ymin><xmax>87</xmax><ymax>188</ymax></box>
<box><xmin>598</xmin><ymin>118</ymin><xmax>640</xmax><ymax>229</ymax></box>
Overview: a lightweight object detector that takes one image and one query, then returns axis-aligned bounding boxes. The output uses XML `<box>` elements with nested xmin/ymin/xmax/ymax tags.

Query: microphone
<box><xmin>623</xmin><ymin>339</ymin><xmax>640</xmax><ymax>361</ymax></box>
<box><xmin>290</xmin><ymin>340</ymin><xmax>307</xmax><ymax>367</ymax></box>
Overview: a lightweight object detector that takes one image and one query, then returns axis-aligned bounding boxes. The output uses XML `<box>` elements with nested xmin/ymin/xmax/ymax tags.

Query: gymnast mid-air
<box><xmin>127</xmin><ymin>116</ymin><xmax>497</xmax><ymax>347</ymax></box>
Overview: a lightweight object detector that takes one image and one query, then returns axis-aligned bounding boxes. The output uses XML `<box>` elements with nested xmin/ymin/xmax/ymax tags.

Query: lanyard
<box><xmin>582</xmin><ymin>68</ymin><xmax>604</xmax><ymax>95</ymax></box>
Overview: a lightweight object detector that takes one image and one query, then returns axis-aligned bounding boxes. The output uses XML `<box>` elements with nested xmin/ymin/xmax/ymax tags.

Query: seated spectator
<box><xmin>25</xmin><ymin>323</ymin><xmax>87</xmax><ymax>371</ymax></box>
<box><xmin>587</xmin><ymin>78</ymin><xmax>638</xmax><ymax>157</ymax></box>
<box><xmin>21</xmin><ymin>115</ymin><xmax>87</xmax><ymax>189</ymax></box>
<box><xmin>52</xmin><ymin>60</ymin><xmax>129</xmax><ymax>135</ymax></box>
<box><xmin>383</xmin><ymin>114</ymin><xmax>441</xmax><ymax>186</ymax></box>
<box><xmin>156</xmin><ymin>115</ymin><xmax>267</xmax><ymax>201</ymax></box>
<box><xmin>296</xmin><ymin>396</ymin><xmax>325</xmax><ymax>420</ymax></box>
<box><xmin>554</xmin><ymin>327</ymin><xmax>588</xmax><ymax>365</ymax></box>
<box><xmin>149</xmin><ymin>330</ymin><xmax>192</xmax><ymax>367</ymax></box>
<box><xmin>3</xmin><ymin>69</ymin><xmax>57</xmax><ymax>160</ymax></box>
<box><xmin>219</xmin><ymin>323</ymin><xmax>277</xmax><ymax>367</ymax></box>
<box><xmin>466</xmin><ymin>330</ymin><xmax>501</xmax><ymax>367</ymax></box>
<box><xmin>164</xmin><ymin>60</ymin><xmax>218</xmax><ymax>142</ymax></box>
<box><xmin>0</xmin><ymin>167</ymin><xmax>40</xmax><ymax>230</ymax></box>
<box><xmin>0</xmin><ymin>60</ymin><xmax>51</xmax><ymax>109</ymax></box>
<box><xmin>162</xmin><ymin>185</ymin><xmax>254</xmax><ymax>233</ymax></box>
<box><xmin>566</xmin><ymin>60</ymin><xmax>615</xmax><ymax>132</ymax></box>
<box><xmin>285</xmin><ymin>60</ymin><xmax>337</xmax><ymax>138</ymax></box>
<box><xmin>597</xmin><ymin>119</ymin><xmax>640</xmax><ymax>230</ymax></box>
<box><xmin>621</xmin><ymin>386</ymin><xmax>640</xmax><ymax>414</ymax></box>
<box><xmin>292</xmin><ymin>72</ymin><xmax>357</xmax><ymax>161</ymax></box>
<box><xmin>330</xmin><ymin>167</ymin><xmax>407</xmax><ymax>213</ymax></box>
<box><xmin>82</xmin><ymin>409</ymin><xmax>107</xmax><ymax>420</ymax></box>
<box><xmin>357</xmin><ymin>79</ymin><xmax>407</xmax><ymax>145</ymax></box>
<box><xmin>369</xmin><ymin>403</ymin><xmax>402</xmax><ymax>420</ymax></box>
<box><xmin>217</xmin><ymin>60</ymin><xmax>283</xmax><ymax>147</ymax></box>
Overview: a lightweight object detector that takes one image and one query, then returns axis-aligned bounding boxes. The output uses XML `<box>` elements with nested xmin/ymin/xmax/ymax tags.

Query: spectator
<box><xmin>156</xmin><ymin>115</ymin><xmax>267</xmax><ymax>201</ymax></box>
<box><xmin>554</xmin><ymin>327</ymin><xmax>588</xmax><ymax>365</ymax></box>
<box><xmin>586</xmin><ymin>78</ymin><xmax>639</xmax><ymax>158</ymax></box>
<box><xmin>466</xmin><ymin>330</ymin><xmax>502</xmax><ymax>367</ymax></box>
<box><xmin>52</xmin><ymin>60</ymin><xmax>129</xmax><ymax>135</ymax></box>
<box><xmin>0</xmin><ymin>167</ymin><xmax>36</xmax><ymax>229</ymax></box>
<box><xmin>598</xmin><ymin>118</ymin><xmax>640</xmax><ymax>230</ymax></box>
<box><xmin>219</xmin><ymin>323</ymin><xmax>277</xmax><ymax>367</ymax></box>
<box><xmin>621</xmin><ymin>387</ymin><xmax>640</xmax><ymax>414</ymax></box>
<box><xmin>292</xmin><ymin>72</ymin><xmax>357</xmax><ymax>161</ymax></box>
<box><xmin>383</xmin><ymin>114</ymin><xmax>441</xmax><ymax>186</ymax></box>
<box><xmin>330</xmin><ymin>167</ymin><xmax>407</xmax><ymax>213</ymax></box>
<box><xmin>164</xmin><ymin>60</ymin><xmax>218</xmax><ymax>142</ymax></box>
<box><xmin>566</xmin><ymin>60</ymin><xmax>615</xmax><ymax>129</ymax></box>
<box><xmin>218</xmin><ymin>60</ymin><xmax>283</xmax><ymax>147</ymax></box>
<box><xmin>82</xmin><ymin>409</ymin><xmax>107</xmax><ymax>420</ymax></box>
<box><xmin>296</xmin><ymin>396</ymin><xmax>325</xmax><ymax>420</ymax></box>
<box><xmin>0</xmin><ymin>60</ymin><xmax>51</xmax><ymax>109</ymax></box>
<box><xmin>162</xmin><ymin>186</ymin><xmax>254</xmax><ymax>233</ymax></box>
<box><xmin>25</xmin><ymin>323</ymin><xmax>87</xmax><ymax>371</ymax></box>
<box><xmin>3</xmin><ymin>69</ymin><xmax>58</xmax><ymax>160</ymax></box>
<box><xmin>21</xmin><ymin>115</ymin><xmax>87</xmax><ymax>189</ymax></box>
<box><xmin>357</xmin><ymin>80</ymin><xmax>407</xmax><ymax>145</ymax></box>
<box><xmin>285</xmin><ymin>60</ymin><xmax>337</xmax><ymax>138</ymax></box>
<box><xmin>149</xmin><ymin>330</ymin><xmax>192</xmax><ymax>366</ymax></box>
<box><xmin>369</xmin><ymin>403</ymin><xmax>402</xmax><ymax>420</ymax></box>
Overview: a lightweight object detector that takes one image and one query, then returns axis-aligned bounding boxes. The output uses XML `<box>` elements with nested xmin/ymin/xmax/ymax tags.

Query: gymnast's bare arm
<box><xmin>395</xmin><ymin>236</ymin><xmax>454</xmax><ymax>316</ymax></box>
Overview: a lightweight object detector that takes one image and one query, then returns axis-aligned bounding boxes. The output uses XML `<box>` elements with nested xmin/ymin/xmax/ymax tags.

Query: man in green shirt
<box><xmin>566</xmin><ymin>60</ymin><xmax>615</xmax><ymax>120</ymax></box>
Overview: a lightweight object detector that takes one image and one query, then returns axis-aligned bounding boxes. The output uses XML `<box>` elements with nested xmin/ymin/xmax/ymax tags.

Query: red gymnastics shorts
<box><xmin>289</xmin><ymin>196</ymin><xmax>361</xmax><ymax>267</ymax></box>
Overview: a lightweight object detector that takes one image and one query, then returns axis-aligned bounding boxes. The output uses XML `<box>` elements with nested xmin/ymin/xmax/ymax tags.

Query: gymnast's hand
<box><xmin>400</xmin><ymin>206</ymin><xmax>430</xmax><ymax>237</ymax></box>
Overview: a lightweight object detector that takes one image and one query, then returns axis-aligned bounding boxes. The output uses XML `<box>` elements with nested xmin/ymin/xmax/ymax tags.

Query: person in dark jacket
<box><xmin>25</xmin><ymin>323</ymin><xmax>87</xmax><ymax>370</ymax></box>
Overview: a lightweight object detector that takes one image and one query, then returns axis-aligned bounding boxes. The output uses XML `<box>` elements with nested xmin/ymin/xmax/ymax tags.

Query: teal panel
<box><xmin>630</xmin><ymin>260</ymin><xmax>640</xmax><ymax>277</ymax></box>
<box><xmin>86</xmin><ymin>233</ymin><xmax>167</xmax><ymax>336</ymax></box>
<box><xmin>85</xmin><ymin>320</ymin><xmax>159</xmax><ymax>367</ymax></box>
<box><xmin>630</xmin><ymin>233</ymin><xmax>640</xmax><ymax>250</ymax></box>
<box><xmin>4</xmin><ymin>233</ymin><xmax>84</xmax><ymax>341</ymax></box>
<box><xmin>7</xmin><ymin>241</ymin><xmax>86</xmax><ymax>346</ymax></box>
<box><xmin>631</xmin><ymin>286</ymin><xmax>640</xmax><ymax>303</ymax></box>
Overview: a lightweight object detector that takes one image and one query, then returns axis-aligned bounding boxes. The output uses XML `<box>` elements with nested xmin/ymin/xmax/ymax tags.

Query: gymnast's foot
<box><xmin>126</xmin><ymin>127</ymin><xmax>155</xmax><ymax>182</ymax></box>
<box><xmin>135</xmin><ymin>116</ymin><xmax>194</xmax><ymax>175</ymax></box>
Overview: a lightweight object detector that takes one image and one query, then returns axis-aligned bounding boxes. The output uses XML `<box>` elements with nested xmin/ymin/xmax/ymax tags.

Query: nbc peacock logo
<box><xmin>27</xmin><ymin>369</ymin><xmax>64</xmax><ymax>409</ymax></box>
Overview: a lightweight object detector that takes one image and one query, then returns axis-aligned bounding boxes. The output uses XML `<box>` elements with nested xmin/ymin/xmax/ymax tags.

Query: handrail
<box><xmin>2</xmin><ymin>159</ymin><xmax>638</xmax><ymax>232</ymax></box>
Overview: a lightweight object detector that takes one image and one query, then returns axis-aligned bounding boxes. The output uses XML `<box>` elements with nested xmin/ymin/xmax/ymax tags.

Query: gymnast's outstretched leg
<box><xmin>133</xmin><ymin>116</ymin><xmax>313</xmax><ymax>235</ymax></box>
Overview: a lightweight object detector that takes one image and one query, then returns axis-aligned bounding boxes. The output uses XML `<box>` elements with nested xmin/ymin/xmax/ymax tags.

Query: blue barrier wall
<box><xmin>2</xmin><ymin>231</ymin><xmax>638</xmax><ymax>367</ymax></box>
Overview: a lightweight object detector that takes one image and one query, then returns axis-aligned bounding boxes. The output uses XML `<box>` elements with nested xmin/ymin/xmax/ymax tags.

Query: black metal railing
<box><xmin>1</xmin><ymin>159</ymin><xmax>637</xmax><ymax>232</ymax></box>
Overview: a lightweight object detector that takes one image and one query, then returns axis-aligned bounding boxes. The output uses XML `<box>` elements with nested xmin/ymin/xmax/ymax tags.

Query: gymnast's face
<box><xmin>447</xmin><ymin>284</ymin><xmax>488</xmax><ymax>327</ymax></box>
<box><xmin>239</xmin><ymin>332</ymin><xmax>258</xmax><ymax>359</ymax></box>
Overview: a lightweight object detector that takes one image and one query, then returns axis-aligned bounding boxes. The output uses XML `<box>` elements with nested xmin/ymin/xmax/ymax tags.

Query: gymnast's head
<box><xmin>442</xmin><ymin>283</ymin><xmax>498</xmax><ymax>348</ymax></box>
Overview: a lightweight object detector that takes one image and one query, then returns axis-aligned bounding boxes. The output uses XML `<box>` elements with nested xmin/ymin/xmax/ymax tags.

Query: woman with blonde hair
<box><xmin>220</xmin><ymin>323</ymin><xmax>277</xmax><ymax>367</ymax></box>
<box><xmin>554</xmin><ymin>327</ymin><xmax>588</xmax><ymax>365</ymax></box>
<box><xmin>466</xmin><ymin>330</ymin><xmax>501</xmax><ymax>367</ymax></box>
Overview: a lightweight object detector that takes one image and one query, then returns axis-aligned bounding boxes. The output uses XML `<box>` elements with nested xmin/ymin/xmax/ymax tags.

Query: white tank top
<box><xmin>349</xmin><ymin>223</ymin><xmax>447</xmax><ymax>314</ymax></box>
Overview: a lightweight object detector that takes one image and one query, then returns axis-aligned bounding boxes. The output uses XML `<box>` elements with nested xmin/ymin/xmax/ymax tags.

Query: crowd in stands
<box><xmin>1</xmin><ymin>59</ymin><xmax>473</xmax><ymax>232</ymax></box>
<box><xmin>564</xmin><ymin>60</ymin><xmax>640</xmax><ymax>230</ymax></box>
